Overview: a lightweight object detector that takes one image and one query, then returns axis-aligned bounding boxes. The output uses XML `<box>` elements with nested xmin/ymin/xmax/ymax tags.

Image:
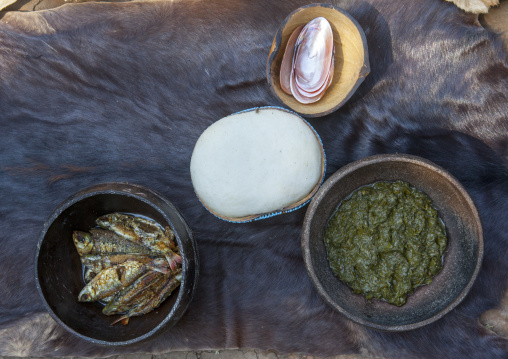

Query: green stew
<box><xmin>324</xmin><ymin>181</ymin><xmax>447</xmax><ymax>306</ymax></box>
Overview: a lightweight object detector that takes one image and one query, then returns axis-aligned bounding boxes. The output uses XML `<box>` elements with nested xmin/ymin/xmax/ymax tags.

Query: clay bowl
<box><xmin>35</xmin><ymin>182</ymin><xmax>199</xmax><ymax>345</ymax></box>
<box><xmin>266</xmin><ymin>3</ymin><xmax>370</xmax><ymax>118</ymax></box>
<box><xmin>302</xmin><ymin>154</ymin><xmax>483</xmax><ymax>331</ymax></box>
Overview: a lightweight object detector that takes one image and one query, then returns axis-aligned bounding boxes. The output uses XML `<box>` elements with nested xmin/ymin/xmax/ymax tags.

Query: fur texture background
<box><xmin>0</xmin><ymin>0</ymin><xmax>507</xmax><ymax>357</ymax></box>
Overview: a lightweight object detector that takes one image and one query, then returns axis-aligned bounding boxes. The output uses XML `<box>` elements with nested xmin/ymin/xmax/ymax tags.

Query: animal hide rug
<box><xmin>0</xmin><ymin>0</ymin><xmax>507</xmax><ymax>357</ymax></box>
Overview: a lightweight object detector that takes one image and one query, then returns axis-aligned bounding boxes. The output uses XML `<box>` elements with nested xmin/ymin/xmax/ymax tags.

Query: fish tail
<box><xmin>166</xmin><ymin>252</ymin><xmax>182</xmax><ymax>271</ymax></box>
<box><xmin>111</xmin><ymin>315</ymin><xmax>129</xmax><ymax>326</ymax></box>
<box><xmin>149</xmin><ymin>263</ymin><xmax>171</xmax><ymax>274</ymax></box>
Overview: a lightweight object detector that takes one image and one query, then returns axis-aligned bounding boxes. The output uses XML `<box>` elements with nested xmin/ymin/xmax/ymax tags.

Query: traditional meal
<box><xmin>279</xmin><ymin>17</ymin><xmax>335</xmax><ymax>104</ymax></box>
<box><xmin>72</xmin><ymin>213</ymin><xmax>181</xmax><ymax>325</ymax></box>
<box><xmin>324</xmin><ymin>181</ymin><xmax>448</xmax><ymax>306</ymax></box>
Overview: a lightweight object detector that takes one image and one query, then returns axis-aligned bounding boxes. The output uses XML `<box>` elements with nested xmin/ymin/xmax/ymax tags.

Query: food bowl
<box><xmin>35</xmin><ymin>182</ymin><xmax>199</xmax><ymax>345</ymax></box>
<box><xmin>266</xmin><ymin>3</ymin><xmax>369</xmax><ymax>117</ymax></box>
<box><xmin>301</xmin><ymin>154</ymin><xmax>483</xmax><ymax>331</ymax></box>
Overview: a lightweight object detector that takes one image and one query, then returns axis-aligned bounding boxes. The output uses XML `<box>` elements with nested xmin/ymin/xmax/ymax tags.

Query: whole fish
<box><xmin>102</xmin><ymin>270</ymin><xmax>167</xmax><ymax>315</ymax></box>
<box><xmin>96</xmin><ymin>213</ymin><xmax>181</xmax><ymax>270</ymax></box>
<box><xmin>96</xmin><ymin>213</ymin><xmax>176</xmax><ymax>249</ymax></box>
<box><xmin>112</xmin><ymin>270</ymin><xmax>182</xmax><ymax>325</ymax></box>
<box><xmin>72</xmin><ymin>230</ymin><xmax>155</xmax><ymax>257</ymax></box>
<box><xmin>78</xmin><ymin>260</ymin><xmax>152</xmax><ymax>302</ymax></box>
<box><xmin>96</xmin><ymin>213</ymin><xmax>165</xmax><ymax>241</ymax></box>
<box><xmin>80</xmin><ymin>253</ymin><xmax>169</xmax><ymax>274</ymax></box>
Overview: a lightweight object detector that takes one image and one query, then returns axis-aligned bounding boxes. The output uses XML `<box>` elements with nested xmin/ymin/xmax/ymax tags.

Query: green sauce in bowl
<box><xmin>324</xmin><ymin>181</ymin><xmax>448</xmax><ymax>306</ymax></box>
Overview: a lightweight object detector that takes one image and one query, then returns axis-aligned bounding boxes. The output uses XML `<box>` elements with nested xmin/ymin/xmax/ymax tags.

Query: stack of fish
<box><xmin>72</xmin><ymin>213</ymin><xmax>182</xmax><ymax>325</ymax></box>
<box><xmin>280</xmin><ymin>17</ymin><xmax>335</xmax><ymax>104</ymax></box>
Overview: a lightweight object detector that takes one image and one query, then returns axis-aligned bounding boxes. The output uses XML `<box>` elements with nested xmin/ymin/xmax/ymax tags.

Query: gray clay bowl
<box><xmin>302</xmin><ymin>154</ymin><xmax>483</xmax><ymax>331</ymax></box>
<box><xmin>35</xmin><ymin>182</ymin><xmax>199</xmax><ymax>345</ymax></box>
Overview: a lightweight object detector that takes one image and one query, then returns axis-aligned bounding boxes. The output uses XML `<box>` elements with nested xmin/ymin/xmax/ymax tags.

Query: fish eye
<box><xmin>116</xmin><ymin>267</ymin><xmax>126</xmax><ymax>281</ymax></box>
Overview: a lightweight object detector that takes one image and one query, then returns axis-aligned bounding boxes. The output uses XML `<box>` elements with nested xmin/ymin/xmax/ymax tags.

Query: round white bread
<box><xmin>190</xmin><ymin>107</ymin><xmax>324</xmax><ymax>220</ymax></box>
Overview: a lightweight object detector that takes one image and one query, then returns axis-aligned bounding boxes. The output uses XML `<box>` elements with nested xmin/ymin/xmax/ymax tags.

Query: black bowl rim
<box><xmin>301</xmin><ymin>153</ymin><xmax>484</xmax><ymax>331</ymax></box>
<box><xmin>266</xmin><ymin>3</ymin><xmax>370</xmax><ymax>118</ymax></box>
<box><xmin>34</xmin><ymin>182</ymin><xmax>199</xmax><ymax>345</ymax></box>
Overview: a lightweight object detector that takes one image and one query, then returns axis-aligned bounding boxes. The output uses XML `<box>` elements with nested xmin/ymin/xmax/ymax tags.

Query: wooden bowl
<box><xmin>35</xmin><ymin>182</ymin><xmax>199</xmax><ymax>345</ymax></box>
<box><xmin>267</xmin><ymin>3</ymin><xmax>370</xmax><ymax>117</ymax></box>
<box><xmin>301</xmin><ymin>154</ymin><xmax>484</xmax><ymax>331</ymax></box>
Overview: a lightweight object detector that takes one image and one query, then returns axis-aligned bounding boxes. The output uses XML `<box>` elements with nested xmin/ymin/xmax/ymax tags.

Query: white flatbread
<box><xmin>190</xmin><ymin>107</ymin><xmax>324</xmax><ymax>220</ymax></box>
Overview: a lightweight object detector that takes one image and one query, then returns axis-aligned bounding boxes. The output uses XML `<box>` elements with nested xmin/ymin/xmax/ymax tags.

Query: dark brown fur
<box><xmin>0</xmin><ymin>0</ymin><xmax>507</xmax><ymax>357</ymax></box>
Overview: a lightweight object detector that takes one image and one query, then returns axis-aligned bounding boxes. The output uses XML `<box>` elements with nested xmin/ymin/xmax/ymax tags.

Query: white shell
<box><xmin>280</xmin><ymin>25</ymin><xmax>304</xmax><ymax>95</ymax></box>
<box><xmin>292</xmin><ymin>17</ymin><xmax>334</xmax><ymax>94</ymax></box>
<box><xmin>190</xmin><ymin>107</ymin><xmax>325</xmax><ymax>221</ymax></box>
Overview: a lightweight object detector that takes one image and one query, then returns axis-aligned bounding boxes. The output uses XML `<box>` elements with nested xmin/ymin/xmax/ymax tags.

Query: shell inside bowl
<box><xmin>267</xmin><ymin>3</ymin><xmax>370</xmax><ymax>117</ymax></box>
<box><xmin>35</xmin><ymin>182</ymin><xmax>199</xmax><ymax>345</ymax></box>
<box><xmin>301</xmin><ymin>154</ymin><xmax>483</xmax><ymax>331</ymax></box>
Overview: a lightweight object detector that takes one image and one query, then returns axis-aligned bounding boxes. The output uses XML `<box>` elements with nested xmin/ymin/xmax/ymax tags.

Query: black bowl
<box><xmin>302</xmin><ymin>154</ymin><xmax>483</xmax><ymax>331</ymax></box>
<box><xmin>35</xmin><ymin>182</ymin><xmax>199</xmax><ymax>345</ymax></box>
